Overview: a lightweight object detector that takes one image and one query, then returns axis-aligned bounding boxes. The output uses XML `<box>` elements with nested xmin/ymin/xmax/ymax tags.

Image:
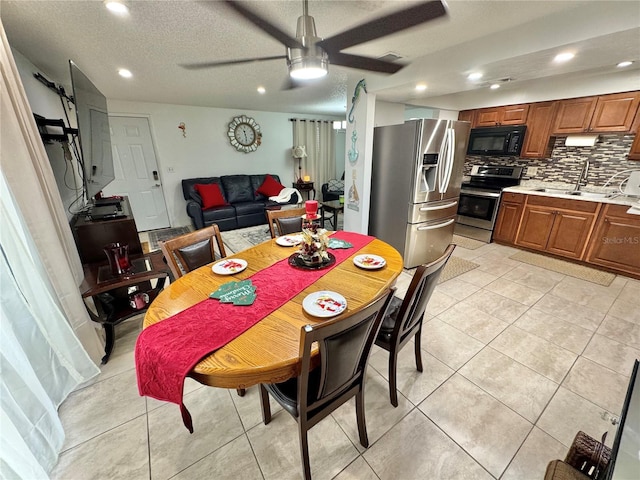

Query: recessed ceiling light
<box><xmin>104</xmin><ymin>0</ymin><xmax>129</xmax><ymax>14</ymax></box>
<box><xmin>118</xmin><ymin>68</ymin><xmax>132</xmax><ymax>78</ymax></box>
<box><xmin>415</xmin><ymin>83</ymin><xmax>427</xmax><ymax>91</ymax></box>
<box><xmin>490</xmin><ymin>84</ymin><xmax>500</xmax><ymax>90</ymax></box>
<box><xmin>617</xmin><ymin>61</ymin><xmax>633</xmax><ymax>68</ymax></box>
<box><xmin>467</xmin><ymin>72</ymin><xmax>483</xmax><ymax>81</ymax></box>
<box><xmin>257</xmin><ymin>86</ymin><xmax>266</xmax><ymax>94</ymax></box>
<box><xmin>553</xmin><ymin>52</ymin><xmax>575</xmax><ymax>63</ymax></box>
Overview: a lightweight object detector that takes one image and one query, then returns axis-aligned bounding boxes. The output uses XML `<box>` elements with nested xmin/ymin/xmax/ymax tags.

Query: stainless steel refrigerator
<box><xmin>369</xmin><ymin>119</ymin><xmax>470</xmax><ymax>268</ymax></box>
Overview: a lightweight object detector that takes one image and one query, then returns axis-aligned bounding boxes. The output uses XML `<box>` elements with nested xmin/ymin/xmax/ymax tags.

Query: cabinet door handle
<box><xmin>604</xmin><ymin>218</ymin><xmax>609</xmax><ymax>223</ymax></box>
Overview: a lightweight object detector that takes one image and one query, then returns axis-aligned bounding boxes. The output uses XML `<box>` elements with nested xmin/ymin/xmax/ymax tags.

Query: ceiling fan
<box><xmin>182</xmin><ymin>0</ymin><xmax>447</xmax><ymax>86</ymax></box>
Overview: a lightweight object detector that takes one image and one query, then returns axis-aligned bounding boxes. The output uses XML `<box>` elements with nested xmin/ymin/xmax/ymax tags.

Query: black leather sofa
<box><xmin>182</xmin><ymin>174</ymin><xmax>296</xmax><ymax>231</ymax></box>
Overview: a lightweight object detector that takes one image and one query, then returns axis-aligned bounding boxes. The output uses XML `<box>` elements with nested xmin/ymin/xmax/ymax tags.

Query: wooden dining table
<box><xmin>143</xmin><ymin>233</ymin><xmax>403</xmax><ymax>390</ymax></box>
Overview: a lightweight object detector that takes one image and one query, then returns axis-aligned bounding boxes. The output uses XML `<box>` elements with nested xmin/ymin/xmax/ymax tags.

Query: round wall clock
<box><xmin>227</xmin><ymin>115</ymin><xmax>262</xmax><ymax>153</ymax></box>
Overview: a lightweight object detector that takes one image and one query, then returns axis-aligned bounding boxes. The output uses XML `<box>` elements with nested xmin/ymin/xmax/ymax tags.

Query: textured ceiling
<box><xmin>2</xmin><ymin>0</ymin><xmax>639</xmax><ymax>116</ymax></box>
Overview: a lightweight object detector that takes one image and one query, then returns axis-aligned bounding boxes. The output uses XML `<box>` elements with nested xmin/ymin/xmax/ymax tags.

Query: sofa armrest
<box><xmin>185</xmin><ymin>200</ymin><xmax>205</xmax><ymax>230</ymax></box>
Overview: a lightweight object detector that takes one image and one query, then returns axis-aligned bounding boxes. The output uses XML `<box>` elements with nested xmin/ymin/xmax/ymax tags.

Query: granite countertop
<box><xmin>504</xmin><ymin>180</ymin><xmax>640</xmax><ymax>208</ymax></box>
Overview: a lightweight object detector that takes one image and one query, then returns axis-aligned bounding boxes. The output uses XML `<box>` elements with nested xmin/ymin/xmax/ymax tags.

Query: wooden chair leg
<box><xmin>236</xmin><ymin>388</ymin><xmax>246</xmax><ymax>397</ymax></box>
<box><xmin>355</xmin><ymin>388</ymin><xmax>369</xmax><ymax>448</ymax></box>
<box><xmin>414</xmin><ymin>330</ymin><xmax>424</xmax><ymax>373</ymax></box>
<box><xmin>259</xmin><ymin>385</ymin><xmax>271</xmax><ymax>425</ymax></box>
<box><xmin>388</xmin><ymin>351</ymin><xmax>399</xmax><ymax>408</ymax></box>
<box><xmin>299</xmin><ymin>426</ymin><xmax>312</xmax><ymax>480</ymax></box>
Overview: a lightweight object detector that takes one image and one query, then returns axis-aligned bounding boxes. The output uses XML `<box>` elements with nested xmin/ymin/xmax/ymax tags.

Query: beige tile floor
<box><xmin>52</xmin><ymin>241</ymin><xmax>640</xmax><ymax>480</ymax></box>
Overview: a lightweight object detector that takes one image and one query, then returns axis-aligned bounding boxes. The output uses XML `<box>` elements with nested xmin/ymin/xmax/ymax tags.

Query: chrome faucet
<box><xmin>574</xmin><ymin>160</ymin><xmax>590</xmax><ymax>191</ymax></box>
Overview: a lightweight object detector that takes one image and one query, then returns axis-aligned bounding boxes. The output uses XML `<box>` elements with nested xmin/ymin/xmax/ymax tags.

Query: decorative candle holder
<box><xmin>103</xmin><ymin>242</ymin><xmax>132</xmax><ymax>275</ymax></box>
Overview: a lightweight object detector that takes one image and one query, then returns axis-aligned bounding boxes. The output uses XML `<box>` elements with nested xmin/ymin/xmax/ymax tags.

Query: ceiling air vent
<box><xmin>377</xmin><ymin>52</ymin><xmax>403</xmax><ymax>63</ymax></box>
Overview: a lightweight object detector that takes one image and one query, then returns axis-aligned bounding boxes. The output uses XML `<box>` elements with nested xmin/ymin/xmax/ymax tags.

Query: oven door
<box><xmin>456</xmin><ymin>189</ymin><xmax>501</xmax><ymax>230</ymax></box>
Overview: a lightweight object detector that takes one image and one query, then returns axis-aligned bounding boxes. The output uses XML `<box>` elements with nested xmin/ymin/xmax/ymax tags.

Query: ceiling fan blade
<box><xmin>181</xmin><ymin>55</ymin><xmax>286</xmax><ymax>70</ymax></box>
<box><xmin>328</xmin><ymin>52</ymin><xmax>404</xmax><ymax>74</ymax></box>
<box><xmin>222</xmin><ymin>1</ymin><xmax>302</xmax><ymax>49</ymax></box>
<box><xmin>318</xmin><ymin>0</ymin><xmax>447</xmax><ymax>53</ymax></box>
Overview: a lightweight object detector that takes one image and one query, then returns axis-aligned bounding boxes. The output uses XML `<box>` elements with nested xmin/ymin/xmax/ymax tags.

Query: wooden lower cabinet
<box><xmin>493</xmin><ymin>193</ymin><xmax>525</xmax><ymax>243</ymax></box>
<box><xmin>494</xmin><ymin>194</ymin><xmax>639</xmax><ymax>277</ymax></box>
<box><xmin>514</xmin><ymin>196</ymin><xmax>599</xmax><ymax>259</ymax></box>
<box><xmin>586</xmin><ymin>204</ymin><xmax>640</xmax><ymax>276</ymax></box>
<box><xmin>546</xmin><ymin>210</ymin><xmax>598</xmax><ymax>259</ymax></box>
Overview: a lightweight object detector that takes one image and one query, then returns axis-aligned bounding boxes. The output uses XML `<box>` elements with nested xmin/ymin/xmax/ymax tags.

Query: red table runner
<box><xmin>135</xmin><ymin>231</ymin><xmax>374</xmax><ymax>432</ymax></box>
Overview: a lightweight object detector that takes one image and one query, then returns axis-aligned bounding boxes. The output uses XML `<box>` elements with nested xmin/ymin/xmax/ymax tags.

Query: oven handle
<box><xmin>417</xmin><ymin>218</ymin><xmax>455</xmax><ymax>231</ymax></box>
<box><xmin>460</xmin><ymin>189</ymin><xmax>501</xmax><ymax>198</ymax></box>
<box><xmin>419</xmin><ymin>201</ymin><xmax>458</xmax><ymax>211</ymax></box>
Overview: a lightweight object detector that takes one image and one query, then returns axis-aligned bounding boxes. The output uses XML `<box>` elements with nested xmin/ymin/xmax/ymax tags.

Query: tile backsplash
<box><xmin>464</xmin><ymin>133</ymin><xmax>638</xmax><ymax>187</ymax></box>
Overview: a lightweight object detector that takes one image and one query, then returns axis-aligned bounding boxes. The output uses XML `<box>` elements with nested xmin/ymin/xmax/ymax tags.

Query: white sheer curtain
<box><xmin>292</xmin><ymin>119</ymin><xmax>336</xmax><ymax>191</ymax></box>
<box><xmin>1</xmin><ymin>22</ymin><xmax>100</xmax><ymax>477</ymax></box>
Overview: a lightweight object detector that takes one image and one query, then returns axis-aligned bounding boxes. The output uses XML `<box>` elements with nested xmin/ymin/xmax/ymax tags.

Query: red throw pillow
<box><xmin>195</xmin><ymin>183</ymin><xmax>227</xmax><ymax>209</ymax></box>
<box><xmin>257</xmin><ymin>174</ymin><xmax>285</xmax><ymax>198</ymax></box>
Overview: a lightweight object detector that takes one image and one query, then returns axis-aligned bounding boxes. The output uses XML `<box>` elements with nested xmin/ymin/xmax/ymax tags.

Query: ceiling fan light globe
<box><xmin>288</xmin><ymin>43</ymin><xmax>329</xmax><ymax>80</ymax></box>
<box><xmin>290</xmin><ymin>65</ymin><xmax>328</xmax><ymax>80</ymax></box>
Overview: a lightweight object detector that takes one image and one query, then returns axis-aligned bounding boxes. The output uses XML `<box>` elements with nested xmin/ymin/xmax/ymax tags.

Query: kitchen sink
<box><xmin>533</xmin><ymin>188</ymin><xmax>571</xmax><ymax>194</ymax></box>
<box><xmin>567</xmin><ymin>191</ymin><xmax>614</xmax><ymax>199</ymax></box>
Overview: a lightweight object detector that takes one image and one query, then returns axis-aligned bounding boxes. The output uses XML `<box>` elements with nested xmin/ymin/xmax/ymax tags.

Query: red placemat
<box><xmin>135</xmin><ymin>231</ymin><xmax>374</xmax><ymax>432</ymax></box>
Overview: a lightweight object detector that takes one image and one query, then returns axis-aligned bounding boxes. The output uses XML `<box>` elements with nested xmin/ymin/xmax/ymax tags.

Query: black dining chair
<box><xmin>159</xmin><ymin>224</ymin><xmax>227</xmax><ymax>280</ymax></box>
<box><xmin>159</xmin><ymin>225</ymin><xmax>248</xmax><ymax>397</ymax></box>
<box><xmin>259</xmin><ymin>288</ymin><xmax>394</xmax><ymax>480</ymax></box>
<box><xmin>375</xmin><ymin>244</ymin><xmax>455</xmax><ymax>407</ymax></box>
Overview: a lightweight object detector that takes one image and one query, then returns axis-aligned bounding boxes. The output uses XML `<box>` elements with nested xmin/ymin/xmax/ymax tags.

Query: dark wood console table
<box><xmin>293</xmin><ymin>181</ymin><xmax>315</xmax><ymax>200</ymax></box>
<box><xmin>80</xmin><ymin>251</ymin><xmax>170</xmax><ymax>364</ymax></box>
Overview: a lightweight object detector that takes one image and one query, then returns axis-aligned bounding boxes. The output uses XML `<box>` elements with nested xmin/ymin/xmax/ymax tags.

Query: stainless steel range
<box><xmin>455</xmin><ymin>165</ymin><xmax>524</xmax><ymax>242</ymax></box>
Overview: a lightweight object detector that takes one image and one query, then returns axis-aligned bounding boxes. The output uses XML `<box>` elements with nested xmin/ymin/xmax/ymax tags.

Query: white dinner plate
<box><xmin>276</xmin><ymin>234</ymin><xmax>303</xmax><ymax>247</ymax></box>
<box><xmin>302</xmin><ymin>291</ymin><xmax>347</xmax><ymax>318</ymax></box>
<box><xmin>353</xmin><ymin>254</ymin><xmax>386</xmax><ymax>270</ymax></box>
<box><xmin>212</xmin><ymin>258</ymin><xmax>248</xmax><ymax>275</ymax></box>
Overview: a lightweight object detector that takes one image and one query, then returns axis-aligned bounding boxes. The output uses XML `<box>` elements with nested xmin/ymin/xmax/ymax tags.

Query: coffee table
<box><xmin>320</xmin><ymin>200</ymin><xmax>344</xmax><ymax>230</ymax></box>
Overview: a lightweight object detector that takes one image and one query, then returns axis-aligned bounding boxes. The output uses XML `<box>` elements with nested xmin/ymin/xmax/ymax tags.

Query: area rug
<box><xmin>452</xmin><ymin>234</ymin><xmax>486</xmax><ymax>250</ymax></box>
<box><xmin>221</xmin><ymin>225</ymin><xmax>271</xmax><ymax>254</ymax></box>
<box><xmin>509</xmin><ymin>251</ymin><xmax>616</xmax><ymax>286</ymax></box>
<box><xmin>148</xmin><ymin>226</ymin><xmax>192</xmax><ymax>251</ymax></box>
<box><xmin>437</xmin><ymin>256</ymin><xmax>479</xmax><ymax>283</ymax></box>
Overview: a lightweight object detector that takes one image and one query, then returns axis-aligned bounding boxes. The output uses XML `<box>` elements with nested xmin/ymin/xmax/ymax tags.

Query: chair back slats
<box><xmin>159</xmin><ymin>224</ymin><xmax>226</xmax><ymax>279</ymax></box>
<box><xmin>299</xmin><ymin>289</ymin><xmax>394</xmax><ymax>415</ymax></box>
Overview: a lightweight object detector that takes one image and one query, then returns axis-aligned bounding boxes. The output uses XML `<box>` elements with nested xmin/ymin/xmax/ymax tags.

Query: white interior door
<box><xmin>104</xmin><ymin>116</ymin><xmax>170</xmax><ymax>231</ymax></box>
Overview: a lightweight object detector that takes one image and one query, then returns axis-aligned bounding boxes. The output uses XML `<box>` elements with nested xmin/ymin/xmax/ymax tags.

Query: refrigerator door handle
<box><xmin>437</xmin><ymin>127</ymin><xmax>448</xmax><ymax>193</ymax></box>
<box><xmin>417</xmin><ymin>218</ymin><xmax>455</xmax><ymax>230</ymax></box>
<box><xmin>419</xmin><ymin>201</ymin><xmax>458</xmax><ymax>211</ymax></box>
<box><xmin>440</xmin><ymin>128</ymin><xmax>455</xmax><ymax>193</ymax></box>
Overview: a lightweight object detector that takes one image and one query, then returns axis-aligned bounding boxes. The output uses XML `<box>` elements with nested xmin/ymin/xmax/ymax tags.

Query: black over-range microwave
<box><xmin>467</xmin><ymin>125</ymin><xmax>527</xmax><ymax>156</ymax></box>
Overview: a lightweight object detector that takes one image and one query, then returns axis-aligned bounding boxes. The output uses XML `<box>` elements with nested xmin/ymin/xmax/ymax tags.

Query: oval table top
<box><xmin>143</xmin><ymin>233</ymin><xmax>403</xmax><ymax>389</ymax></box>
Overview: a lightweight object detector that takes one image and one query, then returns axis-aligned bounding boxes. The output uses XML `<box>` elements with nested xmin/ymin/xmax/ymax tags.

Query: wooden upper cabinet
<box><xmin>591</xmin><ymin>92</ymin><xmax>640</xmax><ymax>132</ymax></box>
<box><xmin>553</xmin><ymin>92</ymin><xmax>640</xmax><ymax>134</ymax></box>
<box><xmin>475</xmin><ymin>104</ymin><xmax>529</xmax><ymax>127</ymax></box>
<box><xmin>552</xmin><ymin>97</ymin><xmax>597</xmax><ymax>134</ymax></box>
<box><xmin>521</xmin><ymin>101</ymin><xmax>558</xmax><ymax>158</ymax></box>
<box><xmin>502</xmin><ymin>104</ymin><xmax>530</xmax><ymax>125</ymax></box>
<box><xmin>458</xmin><ymin>110</ymin><xmax>475</xmax><ymax>125</ymax></box>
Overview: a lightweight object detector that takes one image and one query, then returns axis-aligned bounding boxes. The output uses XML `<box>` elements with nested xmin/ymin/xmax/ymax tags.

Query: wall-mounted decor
<box><xmin>178</xmin><ymin>122</ymin><xmax>186</xmax><ymax>137</ymax></box>
<box><xmin>228</xmin><ymin>115</ymin><xmax>262</xmax><ymax>153</ymax></box>
<box><xmin>347</xmin><ymin>169</ymin><xmax>360</xmax><ymax>212</ymax></box>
